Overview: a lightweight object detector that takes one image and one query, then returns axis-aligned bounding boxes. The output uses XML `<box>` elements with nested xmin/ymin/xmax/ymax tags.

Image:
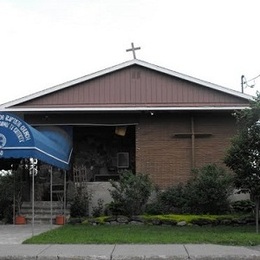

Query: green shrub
<box><xmin>231</xmin><ymin>200</ymin><xmax>255</xmax><ymax>213</ymax></box>
<box><xmin>185</xmin><ymin>164</ymin><xmax>233</xmax><ymax>214</ymax></box>
<box><xmin>92</xmin><ymin>199</ymin><xmax>104</xmax><ymax>217</ymax></box>
<box><xmin>106</xmin><ymin>201</ymin><xmax>126</xmax><ymax>216</ymax></box>
<box><xmin>144</xmin><ymin>201</ymin><xmax>164</xmax><ymax>215</ymax></box>
<box><xmin>109</xmin><ymin>170</ymin><xmax>153</xmax><ymax>216</ymax></box>
<box><xmin>0</xmin><ymin>172</ymin><xmax>15</xmax><ymax>223</ymax></box>
<box><xmin>158</xmin><ymin>184</ymin><xmax>187</xmax><ymax>214</ymax></box>
<box><xmin>70</xmin><ymin>186</ymin><xmax>90</xmax><ymax>218</ymax></box>
<box><xmin>146</xmin><ymin>164</ymin><xmax>234</xmax><ymax>215</ymax></box>
<box><xmin>0</xmin><ymin>200</ymin><xmax>13</xmax><ymax>223</ymax></box>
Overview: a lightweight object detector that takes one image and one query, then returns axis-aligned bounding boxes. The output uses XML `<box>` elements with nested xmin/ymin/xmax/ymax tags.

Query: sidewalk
<box><xmin>1</xmin><ymin>244</ymin><xmax>260</xmax><ymax>259</ymax></box>
<box><xmin>1</xmin><ymin>224</ymin><xmax>260</xmax><ymax>259</ymax></box>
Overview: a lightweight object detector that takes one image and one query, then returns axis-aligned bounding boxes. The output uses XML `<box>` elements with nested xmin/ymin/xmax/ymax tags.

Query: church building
<box><xmin>0</xmin><ymin>59</ymin><xmax>252</xmax><ymax>188</ymax></box>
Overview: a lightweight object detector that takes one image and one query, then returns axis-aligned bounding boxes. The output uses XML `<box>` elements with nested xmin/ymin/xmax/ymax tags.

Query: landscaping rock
<box><xmin>237</xmin><ymin>219</ymin><xmax>247</xmax><ymax>225</ymax></box>
<box><xmin>131</xmin><ymin>216</ymin><xmax>144</xmax><ymax>222</ymax></box>
<box><xmin>105</xmin><ymin>216</ymin><xmax>117</xmax><ymax>222</ymax></box>
<box><xmin>110</xmin><ymin>221</ymin><xmax>120</xmax><ymax>225</ymax></box>
<box><xmin>88</xmin><ymin>218</ymin><xmax>98</xmax><ymax>225</ymax></box>
<box><xmin>152</xmin><ymin>219</ymin><xmax>161</xmax><ymax>225</ymax></box>
<box><xmin>117</xmin><ymin>215</ymin><xmax>129</xmax><ymax>223</ymax></box>
<box><xmin>129</xmin><ymin>221</ymin><xmax>144</xmax><ymax>225</ymax></box>
<box><xmin>221</xmin><ymin>219</ymin><xmax>232</xmax><ymax>225</ymax></box>
<box><xmin>177</xmin><ymin>221</ymin><xmax>187</xmax><ymax>226</ymax></box>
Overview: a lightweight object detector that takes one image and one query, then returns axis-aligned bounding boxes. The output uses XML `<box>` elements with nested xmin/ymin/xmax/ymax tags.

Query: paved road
<box><xmin>1</xmin><ymin>224</ymin><xmax>260</xmax><ymax>259</ymax></box>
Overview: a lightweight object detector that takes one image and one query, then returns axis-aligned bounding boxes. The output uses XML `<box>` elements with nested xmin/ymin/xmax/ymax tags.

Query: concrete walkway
<box><xmin>1</xmin><ymin>224</ymin><xmax>260</xmax><ymax>259</ymax></box>
<box><xmin>0</xmin><ymin>224</ymin><xmax>58</xmax><ymax>244</ymax></box>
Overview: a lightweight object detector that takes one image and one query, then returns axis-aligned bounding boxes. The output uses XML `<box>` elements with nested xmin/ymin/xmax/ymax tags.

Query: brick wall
<box><xmin>136</xmin><ymin>112</ymin><xmax>236</xmax><ymax>188</ymax></box>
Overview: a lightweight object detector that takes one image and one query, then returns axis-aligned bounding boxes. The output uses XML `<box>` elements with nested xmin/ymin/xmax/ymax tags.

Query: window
<box><xmin>117</xmin><ymin>152</ymin><xmax>129</xmax><ymax>168</ymax></box>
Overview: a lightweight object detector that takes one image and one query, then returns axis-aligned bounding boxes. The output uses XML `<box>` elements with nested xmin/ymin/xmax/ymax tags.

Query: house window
<box><xmin>117</xmin><ymin>152</ymin><xmax>129</xmax><ymax>168</ymax></box>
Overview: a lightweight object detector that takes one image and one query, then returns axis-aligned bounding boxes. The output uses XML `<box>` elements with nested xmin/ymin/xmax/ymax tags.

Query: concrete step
<box><xmin>20</xmin><ymin>201</ymin><xmax>70</xmax><ymax>224</ymax></box>
<box><xmin>22</xmin><ymin>201</ymin><xmax>62</xmax><ymax>208</ymax></box>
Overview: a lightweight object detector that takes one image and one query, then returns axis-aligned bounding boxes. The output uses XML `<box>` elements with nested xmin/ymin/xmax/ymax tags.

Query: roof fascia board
<box><xmin>1</xmin><ymin>106</ymin><xmax>249</xmax><ymax>112</ymax></box>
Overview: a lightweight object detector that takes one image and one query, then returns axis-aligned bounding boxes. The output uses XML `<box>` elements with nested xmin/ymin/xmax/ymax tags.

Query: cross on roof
<box><xmin>126</xmin><ymin>42</ymin><xmax>141</xmax><ymax>59</ymax></box>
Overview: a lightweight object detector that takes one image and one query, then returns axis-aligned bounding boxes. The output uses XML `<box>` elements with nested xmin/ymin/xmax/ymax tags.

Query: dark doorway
<box><xmin>72</xmin><ymin>125</ymin><xmax>135</xmax><ymax>181</ymax></box>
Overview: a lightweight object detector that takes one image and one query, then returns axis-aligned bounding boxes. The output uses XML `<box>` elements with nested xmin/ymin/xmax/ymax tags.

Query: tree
<box><xmin>225</xmin><ymin>93</ymin><xmax>260</xmax><ymax>233</ymax></box>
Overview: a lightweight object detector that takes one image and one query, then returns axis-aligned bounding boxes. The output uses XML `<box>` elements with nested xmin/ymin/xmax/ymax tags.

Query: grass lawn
<box><xmin>23</xmin><ymin>224</ymin><xmax>260</xmax><ymax>246</ymax></box>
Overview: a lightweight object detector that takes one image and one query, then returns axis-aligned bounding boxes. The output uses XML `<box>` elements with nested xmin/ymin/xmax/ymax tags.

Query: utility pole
<box><xmin>241</xmin><ymin>75</ymin><xmax>245</xmax><ymax>93</ymax></box>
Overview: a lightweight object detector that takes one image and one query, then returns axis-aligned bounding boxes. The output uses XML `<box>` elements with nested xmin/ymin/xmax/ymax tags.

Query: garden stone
<box><xmin>177</xmin><ymin>221</ymin><xmax>187</xmax><ymax>226</ymax></box>
<box><xmin>131</xmin><ymin>216</ymin><xmax>144</xmax><ymax>222</ymax></box>
<box><xmin>237</xmin><ymin>220</ymin><xmax>247</xmax><ymax>225</ymax></box>
<box><xmin>221</xmin><ymin>219</ymin><xmax>232</xmax><ymax>225</ymax></box>
<box><xmin>117</xmin><ymin>216</ymin><xmax>129</xmax><ymax>224</ymax></box>
<box><xmin>110</xmin><ymin>221</ymin><xmax>119</xmax><ymax>225</ymax></box>
<box><xmin>105</xmin><ymin>216</ymin><xmax>117</xmax><ymax>222</ymax></box>
<box><xmin>152</xmin><ymin>219</ymin><xmax>161</xmax><ymax>225</ymax></box>
<box><xmin>129</xmin><ymin>221</ymin><xmax>144</xmax><ymax>225</ymax></box>
<box><xmin>88</xmin><ymin>219</ymin><xmax>98</xmax><ymax>225</ymax></box>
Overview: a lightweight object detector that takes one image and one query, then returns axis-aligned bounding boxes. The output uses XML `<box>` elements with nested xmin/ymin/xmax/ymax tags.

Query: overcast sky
<box><xmin>0</xmin><ymin>0</ymin><xmax>260</xmax><ymax>105</ymax></box>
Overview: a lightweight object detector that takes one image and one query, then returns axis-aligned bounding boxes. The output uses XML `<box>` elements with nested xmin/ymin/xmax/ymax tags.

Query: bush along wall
<box><xmin>145</xmin><ymin>164</ymin><xmax>234</xmax><ymax>215</ymax></box>
<box><xmin>68</xmin><ymin>164</ymin><xmax>255</xmax><ymax>226</ymax></box>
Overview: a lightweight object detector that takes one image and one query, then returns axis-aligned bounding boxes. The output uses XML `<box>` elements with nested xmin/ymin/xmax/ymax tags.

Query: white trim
<box><xmin>0</xmin><ymin>59</ymin><xmax>253</xmax><ymax>109</ymax></box>
<box><xmin>33</xmin><ymin>123</ymin><xmax>139</xmax><ymax>126</ymax></box>
<box><xmin>1</xmin><ymin>106</ymin><xmax>249</xmax><ymax>112</ymax></box>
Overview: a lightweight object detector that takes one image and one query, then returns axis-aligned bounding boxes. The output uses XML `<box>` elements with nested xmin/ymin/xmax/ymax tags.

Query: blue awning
<box><xmin>0</xmin><ymin>112</ymin><xmax>72</xmax><ymax>170</ymax></box>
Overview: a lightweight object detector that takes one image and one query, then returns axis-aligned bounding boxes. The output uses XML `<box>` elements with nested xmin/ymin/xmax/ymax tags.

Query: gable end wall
<box><xmin>13</xmin><ymin>66</ymin><xmax>249</xmax><ymax>108</ymax></box>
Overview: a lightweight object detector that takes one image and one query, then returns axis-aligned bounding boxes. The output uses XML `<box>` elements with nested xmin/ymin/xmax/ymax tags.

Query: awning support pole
<box><xmin>64</xmin><ymin>170</ymin><xmax>67</xmax><ymax>222</ymax></box>
<box><xmin>12</xmin><ymin>167</ymin><xmax>15</xmax><ymax>225</ymax></box>
<box><xmin>31</xmin><ymin>159</ymin><xmax>35</xmax><ymax>237</ymax></box>
<box><xmin>50</xmin><ymin>166</ymin><xmax>53</xmax><ymax>228</ymax></box>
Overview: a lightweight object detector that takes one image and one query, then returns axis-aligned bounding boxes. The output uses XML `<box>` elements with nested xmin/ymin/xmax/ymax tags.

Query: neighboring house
<box><xmin>0</xmin><ymin>59</ymin><xmax>253</xmax><ymax>188</ymax></box>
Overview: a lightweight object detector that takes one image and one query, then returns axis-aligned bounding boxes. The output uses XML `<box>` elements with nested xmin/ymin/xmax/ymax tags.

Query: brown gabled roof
<box><xmin>0</xmin><ymin>59</ymin><xmax>253</xmax><ymax>112</ymax></box>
